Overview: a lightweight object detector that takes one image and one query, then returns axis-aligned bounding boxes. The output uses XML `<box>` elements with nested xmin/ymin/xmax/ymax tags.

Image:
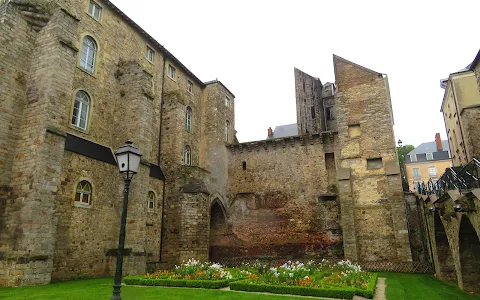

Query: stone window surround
<box><xmin>187</xmin><ymin>80</ymin><xmax>193</xmax><ymax>94</ymax></box>
<box><xmin>74</xmin><ymin>179</ymin><xmax>94</xmax><ymax>209</ymax></box>
<box><xmin>413</xmin><ymin>167</ymin><xmax>421</xmax><ymax>179</ymax></box>
<box><xmin>429</xmin><ymin>166</ymin><xmax>437</xmax><ymax>178</ymax></box>
<box><xmin>147</xmin><ymin>190</ymin><xmax>155</xmax><ymax>211</ymax></box>
<box><xmin>184</xmin><ymin>145</ymin><xmax>191</xmax><ymax>166</ymax></box>
<box><xmin>87</xmin><ymin>1</ymin><xmax>102</xmax><ymax>22</ymax></box>
<box><xmin>167</xmin><ymin>64</ymin><xmax>176</xmax><ymax>81</ymax></box>
<box><xmin>185</xmin><ymin>106</ymin><xmax>192</xmax><ymax>132</ymax></box>
<box><xmin>146</xmin><ymin>46</ymin><xmax>154</xmax><ymax>63</ymax></box>
<box><xmin>225</xmin><ymin>120</ymin><xmax>230</xmax><ymax>143</ymax></box>
<box><xmin>69</xmin><ymin>88</ymin><xmax>93</xmax><ymax>134</ymax></box>
<box><xmin>225</xmin><ymin>96</ymin><xmax>230</xmax><ymax>108</ymax></box>
<box><xmin>77</xmin><ymin>33</ymin><xmax>100</xmax><ymax>77</ymax></box>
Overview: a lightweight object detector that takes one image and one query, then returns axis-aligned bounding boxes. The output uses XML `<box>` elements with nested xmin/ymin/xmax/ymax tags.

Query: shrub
<box><xmin>123</xmin><ymin>276</ymin><xmax>230</xmax><ymax>289</ymax></box>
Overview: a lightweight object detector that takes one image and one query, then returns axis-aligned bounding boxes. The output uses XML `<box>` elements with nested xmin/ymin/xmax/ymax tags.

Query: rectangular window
<box><xmin>225</xmin><ymin>96</ymin><xmax>230</xmax><ymax>108</ymax></box>
<box><xmin>88</xmin><ymin>1</ymin><xmax>102</xmax><ymax>21</ymax></box>
<box><xmin>168</xmin><ymin>65</ymin><xmax>176</xmax><ymax>80</ymax></box>
<box><xmin>326</xmin><ymin>106</ymin><xmax>335</xmax><ymax>120</ymax></box>
<box><xmin>187</xmin><ymin>80</ymin><xmax>193</xmax><ymax>94</ymax></box>
<box><xmin>311</xmin><ymin>107</ymin><xmax>315</xmax><ymax>119</ymax></box>
<box><xmin>426</xmin><ymin>152</ymin><xmax>434</xmax><ymax>160</ymax></box>
<box><xmin>413</xmin><ymin>168</ymin><xmax>421</xmax><ymax>179</ymax></box>
<box><xmin>429</xmin><ymin>166</ymin><xmax>437</xmax><ymax>178</ymax></box>
<box><xmin>410</xmin><ymin>154</ymin><xmax>417</xmax><ymax>162</ymax></box>
<box><xmin>146</xmin><ymin>46</ymin><xmax>154</xmax><ymax>62</ymax></box>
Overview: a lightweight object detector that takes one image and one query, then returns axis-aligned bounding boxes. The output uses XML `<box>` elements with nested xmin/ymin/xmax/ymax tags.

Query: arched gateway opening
<box><xmin>459</xmin><ymin>216</ymin><xmax>480</xmax><ymax>293</ymax></box>
<box><xmin>433</xmin><ymin>212</ymin><xmax>457</xmax><ymax>281</ymax></box>
<box><xmin>209</xmin><ymin>199</ymin><xmax>227</xmax><ymax>262</ymax></box>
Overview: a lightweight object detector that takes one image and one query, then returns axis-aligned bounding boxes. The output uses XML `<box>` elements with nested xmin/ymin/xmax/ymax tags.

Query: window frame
<box><xmin>426</xmin><ymin>152</ymin><xmax>434</xmax><ymax>160</ymax></box>
<box><xmin>167</xmin><ymin>65</ymin><xmax>176</xmax><ymax>80</ymax></box>
<box><xmin>187</xmin><ymin>80</ymin><xmax>193</xmax><ymax>94</ymax></box>
<box><xmin>184</xmin><ymin>145</ymin><xmax>191</xmax><ymax>166</ymax></box>
<box><xmin>428</xmin><ymin>166</ymin><xmax>437</xmax><ymax>178</ymax></box>
<box><xmin>146</xmin><ymin>46</ymin><xmax>154</xmax><ymax>63</ymax></box>
<box><xmin>185</xmin><ymin>106</ymin><xmax>192</xmax><ymax>132</ymax></box>
<box><xmin>410</xmin><ymin>154</ymin><xmax>417</xmax><ymax>162</ymax></box>
<box><xmin>71</xmin><ymin>90</ymin><xmax>91</xmax><ymax>131</ymax></box>
<box><xmin>326</xmin><ymin>106</ymin><xmax>335</xmax><ymax>120</ymax></box>
<box><xmin>74</xmin><ymin>180</ymin><xmax>92</xmax><ymax>207</ymax></box>
<box><xmin>79</xmin><ymin>36</ymin><xmax>97</xmax><ymax>74</ymax></box>
<box><xmin>147</xmin><ymin>191</ymin><xmax>155</xmax><ymax>211</ymax></box>
<box><xmin>225</xmin><ymin>120</ymin><xmax>230</xmax><ymax>143</ymax></box>
<box><xmin>88</xmin><ymin>1</ymin><xmax>102</xmax><ymax>21</ymax></box>
<box><xmin>225</xmin><ymin>96</ymin><xmax>230</xmax><ymax>108</ymax></box>
<box><xmin>412</xmin><ymin>168</ymin><xmax>421</xmax><ymax>179</ymax></box>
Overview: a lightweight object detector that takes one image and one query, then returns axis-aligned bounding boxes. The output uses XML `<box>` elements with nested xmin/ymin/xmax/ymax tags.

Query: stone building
<box><xmin>0</xmin><ymin>0</ymin><xmax>411</xmax><ymax>287</ymax></box>
<box><xmin>412</xmin><ymin>49</ymin><xmax>480</xmax><ymax>293</ymax></box>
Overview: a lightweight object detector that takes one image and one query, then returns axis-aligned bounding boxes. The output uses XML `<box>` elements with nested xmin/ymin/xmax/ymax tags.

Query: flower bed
<box><xmin>123</xmin><ymin>259</ymin><xmax>241</xmax><ymax>289</ymax></box>
<box><xmin>230</xmin><ymin>260</ymin><xmax>377</xmax><ymax>299</ymax></box>
<box><xmin>123</xmin><ymin>259</ymin><xmax>377</xmax><ymax>298</ymax></box>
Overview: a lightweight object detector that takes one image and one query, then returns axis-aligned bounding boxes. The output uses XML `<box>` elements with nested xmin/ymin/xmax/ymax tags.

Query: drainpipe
<box><xmin>158</xmin><ymin>54</ymin><xmax>168</xmax><ymax>261</ymax></box>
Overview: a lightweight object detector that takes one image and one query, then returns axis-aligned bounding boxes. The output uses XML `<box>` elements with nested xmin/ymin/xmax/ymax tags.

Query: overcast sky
<box><xmin>111</xmin><ymin>0</ymin><xmax>479</xmax><ymax>147</ymax></box>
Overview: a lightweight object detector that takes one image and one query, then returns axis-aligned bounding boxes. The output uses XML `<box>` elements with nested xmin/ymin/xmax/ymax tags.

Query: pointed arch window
<box><xmin>75</xmin><ymin>180</ymin><xmax>92</xmax><ymax>206</ymax></box>
<box><xmin>72</xmin><ymin>91</ymin><xmax>90</xmax><ymax>130</ymax></box>
<box><xmin>80</xmin><ymin>36</ymin><xmax>97</xmax><ymax>73</ymax></box>
<box><xmin>147</xmin><ymin>191</ymin><xmax>155</xmax><ymax>211</ymax></box>
<box><xmin>184</xmin><ymin>145</ymin><xmax>191</xmax><ymax>166</ymax></box>
<box><xmin>185</xmin><ymin>106</ymin><xmax>192</xmax><ymax>132</ymax></box>
<box><xmin>225</xmin><ymin>120</ymin><xmax>230</xmax><ymax>143</ymax></box>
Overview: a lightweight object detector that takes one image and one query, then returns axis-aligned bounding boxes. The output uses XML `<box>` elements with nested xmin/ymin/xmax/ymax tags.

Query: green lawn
<box><xmin>0</xmin><ymin>277</ymin><xmax>315</xmax><ymax>300</ymax></box>
<box><xmin>1</xmin><ymin>273</ymin><xmax>480</xmax><ymax>300</ymax></box>
<box><xmin>379</xmin><ymin>272</ymin><xmax>480</xmax><ymax>300</ymax></box>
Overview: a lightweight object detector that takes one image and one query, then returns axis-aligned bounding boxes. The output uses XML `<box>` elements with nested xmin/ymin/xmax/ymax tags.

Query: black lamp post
<box><xmin>111</xmin><ymin>140</ymin><xmax>142</xmax><ymax>300</ymax></box>
<box><xmin>398</xmin><ymin>139</ymin><xmax>408</xmax><ymax>192</ymax></box>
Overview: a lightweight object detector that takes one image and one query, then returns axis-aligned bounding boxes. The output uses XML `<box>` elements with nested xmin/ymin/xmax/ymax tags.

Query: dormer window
<box><xmin>426</xmin><ymin>153</ymin><xmax>434</xmax><ymax>160</ymax></box>
<box><xmin>410</xmin><ymin>154</ymin><xmax>417</xmax><ymax>162</ymax></box>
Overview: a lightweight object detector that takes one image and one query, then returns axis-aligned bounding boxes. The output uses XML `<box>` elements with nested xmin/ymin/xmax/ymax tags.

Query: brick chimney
<box><xmin>267</xmin><ymin>127</ymin><xmax>273</xmax><ymax>137</ymax></box>
<box><xmin>435</xmin><ymin>133</ymin><xmax>443</xmax><ymax>151</ymax></box>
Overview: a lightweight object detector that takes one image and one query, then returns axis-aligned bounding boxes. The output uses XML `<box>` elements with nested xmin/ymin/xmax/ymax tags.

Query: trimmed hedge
<box><xmin>229</xmin><ymin>273</ymin><xmax>378</xmax><ymax>299</ymax></box>
<box><xmin>123</xmin><ymin>276</ymin><xmax>230</xmax><ymax>289</ymax></box>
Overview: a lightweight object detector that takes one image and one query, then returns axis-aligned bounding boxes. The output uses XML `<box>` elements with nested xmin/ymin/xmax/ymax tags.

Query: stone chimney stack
<box><xmin>435</xmin><ymin>133</ymin><xmax>443</xmax><ymax>151</ymax></box>
<box><xmin>267</xmin><ymin>127</ymin><xmax>273</xmax><ymax>137</ymax></box>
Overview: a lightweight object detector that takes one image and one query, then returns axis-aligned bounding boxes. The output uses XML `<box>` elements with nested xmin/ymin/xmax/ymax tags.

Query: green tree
<box><xmin>397</xmin><ymin>145</ymin><xmax>415</xmax><ymax>191</ymax></box>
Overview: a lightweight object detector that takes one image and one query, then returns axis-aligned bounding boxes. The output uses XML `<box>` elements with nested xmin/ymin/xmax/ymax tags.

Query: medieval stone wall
<box><xmin>334</xmin><ymin>56</ymin><xmax>411</xmax><ymax>262</ymax></box>
<box><xmin>222</xmin><ymin>135</ymin><xmax>343</xmax><ymax>260</ymax></box>
<box><xmin>295</xmin><ymin>68</ymin><xmax>324</xmax><ymax>135</ymax></box>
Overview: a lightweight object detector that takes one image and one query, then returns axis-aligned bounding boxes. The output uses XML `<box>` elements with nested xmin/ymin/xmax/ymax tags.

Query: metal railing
<box><xmin>415</xmin><ymin>158</ymin><xmax>479</xmax><ymax>197</ymax></box>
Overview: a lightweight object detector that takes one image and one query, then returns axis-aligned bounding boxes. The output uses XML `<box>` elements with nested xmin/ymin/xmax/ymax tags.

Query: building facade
<box><xmin>405</xmin><ymin>133</ymin><xmax>452</xmax><ymax>191</ymax></box>
<box><xmin>412</xmin><ymin>50</ymin><xmax>480</xmax><ymax>294</ymax></box>
<box><xmin>0</xmin><ymin>0</ymin><xmax>411</xmax><ymax>287</ymax></box>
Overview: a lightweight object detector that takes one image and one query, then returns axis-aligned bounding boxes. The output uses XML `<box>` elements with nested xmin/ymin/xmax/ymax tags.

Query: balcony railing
<box><xmin>415</xmin><ymin>158</ymin><xmax>479</xmax><ymax>197</ymax></box>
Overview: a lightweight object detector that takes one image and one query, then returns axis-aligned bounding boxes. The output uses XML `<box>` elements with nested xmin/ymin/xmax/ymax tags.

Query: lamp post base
<box><xmin>110</xmin><ymin>283</ymin><xmax>122</xmax><ymax>300</ymax></box>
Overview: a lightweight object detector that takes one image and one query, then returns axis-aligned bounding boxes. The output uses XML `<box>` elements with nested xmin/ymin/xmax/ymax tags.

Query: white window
<box><xmin>80</xmin><ymin>36</ymin><xmax>97</xmax><ymax>73</ymax></box>
<box><xmin>225</xmin><ymin>120</ymin><xmax>230</xmax><ymax>142</ymax></box>
<box><xmin>426</xmin><ymin>153</ymin><xmax>434</xmax><ymax>160</ymax></box>
<box><xmin>147</xmin><ymin>191</ymin><xmax>155</xmax><ymax>211</ymax></box>
<box><xmin>187</xmin><ymin>80</ymin><xmax>193</xmax><ymax>94</ymax></box>
<box><xmin>184</xmin><ymin>146</ymin><xmax>191</xmax><ymax>166</ymax></box>
<box><xmin>88</xmin><ymin>1</ymin><xmax>102</xmax><ymax>21</ymax></box>
<box><xmin>410</xmin><ymin>154</ymin><xmax>417</xmax><ymax>162</ymax></box>
<box><xmin>72</xmin><ymin>91</ymin><xmax>90</xmax><ymax>130</ymax></box>
<box><xmin>168</xmin><ymin>65</ymin><xmax>176</xmax><ymax>80</ymax></box>
<box><xmin>185</xmin><ymin>106</ymin><xmax>192</xmax><ymax>132</ymax></box>
<box><xmin>75</xmin><ymin>180</ymin><xmax>92</xmax><ymax>206</ymax></box>
<box><xmin>146</xmin><ymin>47</ymin><xmax>154</xmax><ymax>62</ymax></box>
<box><xmin>413</xmin><ymin>168</ymin><xmax>421</xmax><ymax>179</ymax></box>
<box><xmin>225</xmin><ymin>96</ymin><xmax>230</xmax><ymax>108</ymax></box>
<box><xmin>448</xmin><ymin>150</ymin><xmax>451</xmax><ymax>158</ymax></box>
<box><xmin>429</xmin><ymin>166</ymin><xmax>437</xmax><ymax>178</ymax></box>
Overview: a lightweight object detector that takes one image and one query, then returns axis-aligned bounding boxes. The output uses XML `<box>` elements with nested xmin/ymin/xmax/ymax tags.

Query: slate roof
<box><xmin>407</xmin><ymin>140</ymin><xmax>450</xmax><ymax>155</ymax></box>
<box><xmin>266</xmin><ymin>124</ymin><xmax>298</xmax><ymax>139</ymax></box>
<box><xmin>405</xmin><ymin>140</ymin><xmax>451</xmax><ymax>164</ymax></box>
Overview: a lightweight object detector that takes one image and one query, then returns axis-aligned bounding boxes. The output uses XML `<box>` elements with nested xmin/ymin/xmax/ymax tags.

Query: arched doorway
<box><xmin>433</xmin><ymin>212</ymin><xmax>457</xmax><ymax>281</ymax></box>
<box><xmin>209</xmin><ymin>199</ymin><xmax>227</xmax><ymax>262</ymax></box>
<box><xmin>459</xmin><ymin>216</ymin><xmax>480</xmax><ymax>293</ymax></box>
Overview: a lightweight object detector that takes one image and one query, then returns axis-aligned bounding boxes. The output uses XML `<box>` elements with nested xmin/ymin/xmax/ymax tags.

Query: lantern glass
<box><xmin>115</xmin><ymin>141</ymin><xmax>142</xmax><ymax>174</ymax></box>
<box><xmin>397</xmin><ymin>139</ymin><xmax>403</xmax><ymax>147</ymax></box>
